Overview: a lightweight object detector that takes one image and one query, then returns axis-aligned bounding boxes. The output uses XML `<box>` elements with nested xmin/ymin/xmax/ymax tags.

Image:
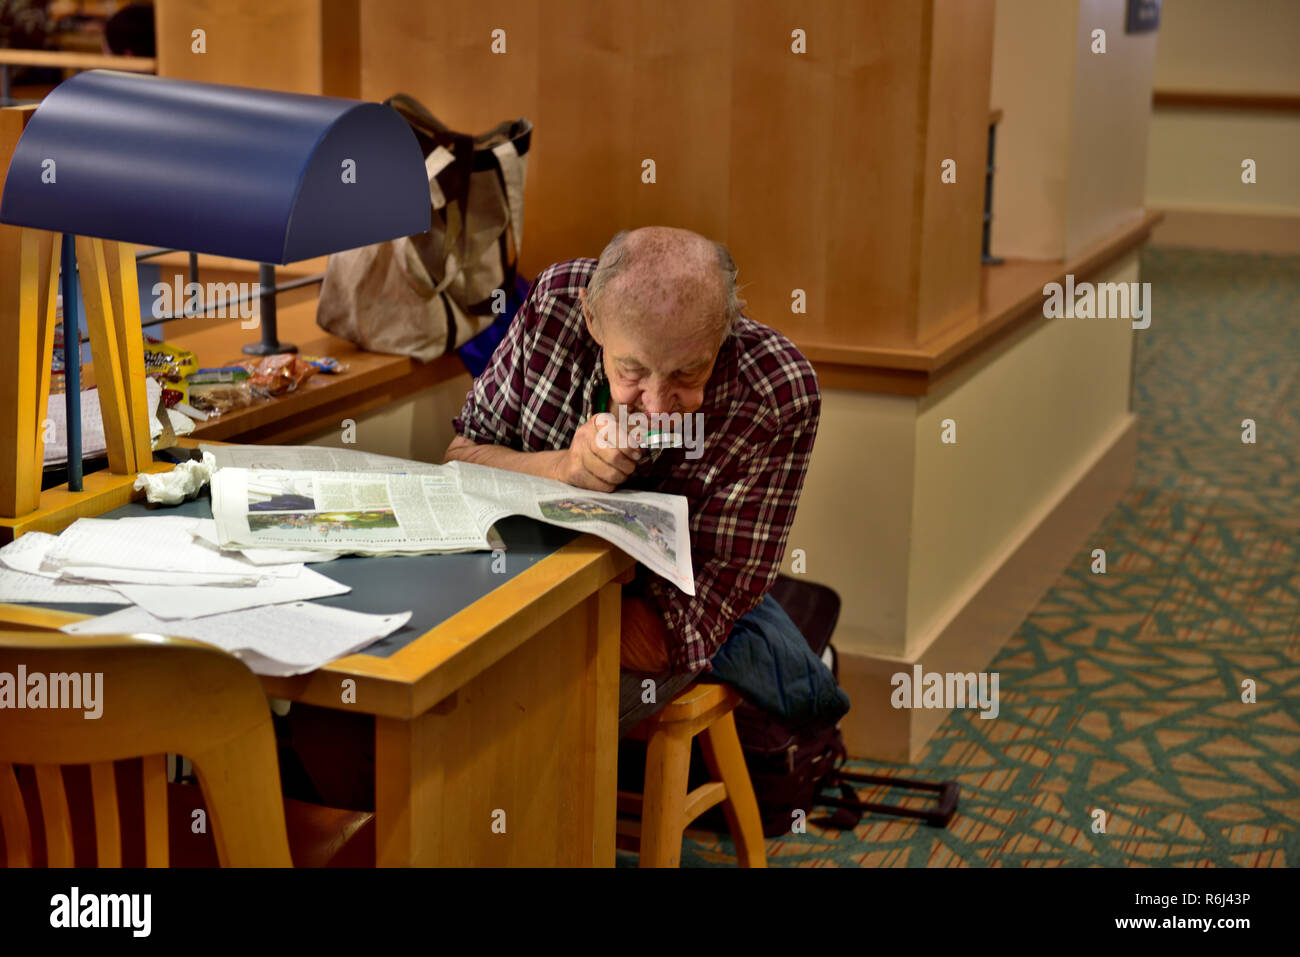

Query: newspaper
<box><xmin>204</xmin><ymin>445</ymin><xmax>695</xmax><ymax>595</ymax></box>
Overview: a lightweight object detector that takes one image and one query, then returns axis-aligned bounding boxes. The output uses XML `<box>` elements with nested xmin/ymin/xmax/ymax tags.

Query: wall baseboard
<box><xmin>837</xmin><ymin>413</ymin><xmax>1137</xmax><ymax>763</ymax></box>
<box><xmin>1149</xmin><ymin>207</ymin><xmax>1300</xmax><ymax>255</ymax></box>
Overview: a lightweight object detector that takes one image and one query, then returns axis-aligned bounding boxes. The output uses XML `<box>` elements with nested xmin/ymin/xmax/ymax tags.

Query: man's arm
<box><xmin>445</xmin><ymin>414</ymin><xmax>642</xmax><ymax>492</ymax></box>
<box><xmin>443</xmin><ymin>434</ymin><xmax>567</xmax><ymax>480</ymax></box>
<box><xmin>642</xmin><ymin>392</ymin><xmax>821</xmax><ymax>673</ymax></box>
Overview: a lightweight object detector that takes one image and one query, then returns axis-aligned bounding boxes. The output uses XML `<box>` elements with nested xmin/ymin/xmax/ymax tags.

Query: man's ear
<box><xmin>580</xmin><ymin>288</ymin><xmax>602</xmax><ymax>345</ymax></box>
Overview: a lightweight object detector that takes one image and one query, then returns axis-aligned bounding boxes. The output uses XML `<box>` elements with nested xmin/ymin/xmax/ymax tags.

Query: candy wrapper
<box><xmin>143</xmin><ymin>340</ymin><xmax>198</xmax><ymax>380</ymax></box>
<box><xmin>302</xmin><ymin>355</ymin><xmax>347</xmax><ymax>374</ymax></box>
<box><xmin>143</xmin><ymin>340</ymin><xmax>199</xmax><ymax>403</ymax></box>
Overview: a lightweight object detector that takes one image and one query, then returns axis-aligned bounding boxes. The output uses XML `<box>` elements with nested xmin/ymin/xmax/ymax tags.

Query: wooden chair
<box><xmin>0</xmin><ymin>630</ymin><xmax>372</xmax><ymax>867</ymax></box>
<box><xmin>616</xmin><ymin>682</ymin><xmax>767</xmax><ymax>867</ymax></box>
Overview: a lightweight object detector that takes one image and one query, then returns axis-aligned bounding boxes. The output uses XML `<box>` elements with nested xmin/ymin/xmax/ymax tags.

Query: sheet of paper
<box><xmin>57</xmin><ymin>566</ymin><xmax>269</xmax><ymax>587</ymax></box>
<box><xmin>44</xmin><ymin>517</ymin><xmax>301</xmax><ymax>578</ymax></box>
<box><xmin>111</xmin><ymin>566</ymin><xmax>351</xmax><ymax>620</ymax></box>
<box><xmin>0</xmin><ymin>567</ymin><xmax>129</xmax><ymax>604</ymax></box>
<box><xmin>188</xmin><ymin>519</ymin><xmax>341</xmax><ymax>566</ymax></box>
<box><xmin>62</xmin><ymin>602</ymin><xmax>412</xmax><ymax>676</ymax></box>
<box><xmin>44</xmin><ymin>379</ymin><xmax>162</xmax><ymax>466</ymax></box>
<box><xmin>0</xmin><ymin>531</ymin><xmax>61</xmax><ymax>578</ymax></box>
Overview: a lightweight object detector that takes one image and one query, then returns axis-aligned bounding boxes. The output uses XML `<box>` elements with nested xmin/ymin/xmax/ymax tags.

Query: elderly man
<box><xmin>278</xmin><ymin>226</ymin><xmax>836</xmax><ymax>812</ymax></box>
<box><xmin>444</xmin><ymin>226</ymin><xmax>820</xmax><ymax>677</ymax></box>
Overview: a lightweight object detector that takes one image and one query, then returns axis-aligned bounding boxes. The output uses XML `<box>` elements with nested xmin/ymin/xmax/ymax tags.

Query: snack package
<box><xmin>302</xmin><ymin>355</ymin><xmax>347</xmax><ymax>375</ymax></box>
<box><xmin>189</xmin><ymin>366</ymin><xmax>252</xmax><ymax>385</ymax></box>
<box><xmin>188</xmin><ymin>381</ymin><xmax>257</xmax><ymax>416</ymax></box>
<box><xmin>240</xmin><ymin>353</ymin><xmax>317</xmax><ymax>397</ymax></box>
<box><xmin>142</xmin><ymin>340</ymin><xmax>199</xmax><ymax>380</ymax></box>
<box><xmin>143</xmin><ymin>339</ymin><xmax>199</xmax><ymax>404</ymax></box>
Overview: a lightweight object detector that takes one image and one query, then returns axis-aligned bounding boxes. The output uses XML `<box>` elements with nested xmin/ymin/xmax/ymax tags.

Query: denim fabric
<box><xmin>708</xmin><ymin>592</ymin><xmax>851</xmax><ymax>729</ymax></box>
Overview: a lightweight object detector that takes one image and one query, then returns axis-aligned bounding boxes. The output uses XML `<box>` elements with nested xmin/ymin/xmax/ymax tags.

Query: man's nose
<box><xmin>641</xmin><ymin>385</ymin><xmax>675</xmax><ymax>414</ymax></box>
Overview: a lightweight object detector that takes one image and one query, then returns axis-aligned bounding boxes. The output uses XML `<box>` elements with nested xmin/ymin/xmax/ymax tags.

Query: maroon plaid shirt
<box><xmin>454</xmin><ymin>258</ymin><xmax>820</xmax><ymax>673</ymax></box>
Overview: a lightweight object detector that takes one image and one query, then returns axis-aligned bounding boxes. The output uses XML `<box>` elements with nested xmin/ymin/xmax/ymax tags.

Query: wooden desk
<box><xmin>0</xmin><ymin>501</ymin><xmax>634</xmax><ymax>867</ymax></box>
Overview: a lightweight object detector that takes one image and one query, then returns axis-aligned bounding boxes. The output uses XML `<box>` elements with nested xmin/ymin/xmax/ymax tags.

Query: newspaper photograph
<box><xmin>206</xmin><ymin>449</ymin><xmax>694</xmax><ymax>594</ymax></box>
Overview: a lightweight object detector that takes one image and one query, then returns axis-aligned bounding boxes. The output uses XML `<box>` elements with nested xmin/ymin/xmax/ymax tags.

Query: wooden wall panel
<box><xmin>916</xmin><ymin>0</ymin><xmax>995</xmax><ymax>343</ymax></box>
<box><xmin>358</xmin><ymin>1</ymin><xmax>988</xmax><ymax>352</ymax></box>
<box><xmin>819</xmin><ymin>0</ymin><xmax>930</xmax><ymax>347</ymax></box>
<box><xmin>155</xmin><ymin>0</ymin><xmax>358</xmax><ymax>96</ymax></box>
<box><xmin>729</xmin><ymin>1</ymin><xmax>845</xmax><ymax>349</ymax></box>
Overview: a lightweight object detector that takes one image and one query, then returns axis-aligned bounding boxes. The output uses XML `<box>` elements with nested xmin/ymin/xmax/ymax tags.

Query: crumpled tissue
<box><xmin>133</xmin><ymin>452</ymin><xmax>218</xmax><ymax>505</ymax></box>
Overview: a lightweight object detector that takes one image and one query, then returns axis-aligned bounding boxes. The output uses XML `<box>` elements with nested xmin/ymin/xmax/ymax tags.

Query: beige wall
<box><xmin>906</xmin><ymin>252</ymin><xmax>1138</xmax><ymax>657</ymax></box>
<box><xmin>1065</xmin><ymin>0</ymin><xmax>1159</xmax><ymax>259</ymax></box>
<box><xmin>990</xmin><ymin>0</ymin><xmax>1157</xmax><ymax>261</ymax></box>
<box><xmin>988</xmin><ymin>0</ymin><xmax>1077</xmax><ymax>260</ymax></box>
<box><xmin>1147</xmin><ymin>111</ymin><xmax>1300</xmax><ymax>214</ymax></box>
<box><xmin>1153</xmin><ymin>0</ymin><xmax>1300</xmax><ymax>93</ymax></box>
<box><xmin>788</xmin><ymin>250</ymin><xmax>1140</xmax><ymax>661</ymax></box>
<box><xmin>781</xmin><ymin>390</ymin><xmax>917</xmax><ymax>652</ymax></box>
<box><xmin>298</xmin><ymin>372</ymin><xmax>474</xmax><ymax>463</ymax></box>
<box><xmin>1146</xmin><ymin>0</ymin><xmax>1300</xmax><ymax>240</ymax></box>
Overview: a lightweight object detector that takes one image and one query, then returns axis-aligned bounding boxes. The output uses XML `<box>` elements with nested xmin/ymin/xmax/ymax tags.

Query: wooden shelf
<box><xmin>0</xmin><ymin>50</ymin><xmax>156</xmax><ymax>73</ymax></box>
<box><xmin>171</xmin><ymin>298</ymin><xmax>466</xmax><ymax>446</ymax></box>
<box><xmin>796</xmin><ymin>210</ymin><xmax>1163</xmax><ymax>395</ymax></box>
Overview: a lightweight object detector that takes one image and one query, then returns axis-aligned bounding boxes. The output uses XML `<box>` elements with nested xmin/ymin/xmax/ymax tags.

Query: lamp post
<box><xmin>0</xmin><ymin>69</ymin><xmax>430</xmax><ymax>517</ymax></box>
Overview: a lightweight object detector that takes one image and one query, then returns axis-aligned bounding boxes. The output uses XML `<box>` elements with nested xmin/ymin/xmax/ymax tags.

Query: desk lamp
<box><xmin>0</xmin><ymin>70</ymin><xmax>429</xmax><ymax>510</ymax></box>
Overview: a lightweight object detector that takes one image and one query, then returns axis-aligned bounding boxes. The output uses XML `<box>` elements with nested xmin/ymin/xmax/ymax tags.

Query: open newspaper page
<box><xmin>447</xmin><ymin>462</ymin><xmax>695</xmax><ymax>596</ymax></box>
<box><xmin>203</xmin><ymin>446</ymin><xmax>695</xmax><ymax>594</ymax></box>
<box><xmin>212</xmin><ymin>468</ymin><xmax>491</xmax><ymax>554</ymax></box>
<box><xmin>201</xmin><ymin>443</ymin><xmax>443</xmax><ymax>475</ymax></box>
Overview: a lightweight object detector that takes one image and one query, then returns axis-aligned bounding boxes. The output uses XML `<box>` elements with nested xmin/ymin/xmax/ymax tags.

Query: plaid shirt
<box><xmin>454</xmin><ymin>258</ymin><xmax>821</xmax><ymax>673</ymax></box>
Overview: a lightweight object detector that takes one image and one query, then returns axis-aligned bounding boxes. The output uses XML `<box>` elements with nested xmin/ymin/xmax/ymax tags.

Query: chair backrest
<box><xmin>0</xmin><ymin>630</ymin><xmax>292</xmax><ymax>866</ymax></box>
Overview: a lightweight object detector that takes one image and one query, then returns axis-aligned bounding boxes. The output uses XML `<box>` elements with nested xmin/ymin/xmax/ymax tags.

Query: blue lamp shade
<box><xmin>0</xmin><ymin>70</ymin><xmax>431</xmax><ymax>263</ymax></box>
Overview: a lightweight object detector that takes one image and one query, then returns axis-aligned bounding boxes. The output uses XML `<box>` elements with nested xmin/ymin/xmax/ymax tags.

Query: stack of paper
<box><xmin>43</xmin><ymin>379</ymin><xmax>194</xmax><ymax>467</ymax></box>
<box><xmin>0</xmin><ymin>515</ymin><xmax>410</xmax><ymax>675</ymax></box>
<box><xmin>61</xmin><ymin>603</ymin><xmax>411</xmax><ymax>677</ymax></box>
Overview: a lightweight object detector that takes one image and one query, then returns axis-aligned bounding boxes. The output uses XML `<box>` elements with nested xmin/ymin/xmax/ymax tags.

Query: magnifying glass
<box><xmin>641</xmin><ymin>429</ymin><xmax>684</xmax><ymax>450</ymax></box>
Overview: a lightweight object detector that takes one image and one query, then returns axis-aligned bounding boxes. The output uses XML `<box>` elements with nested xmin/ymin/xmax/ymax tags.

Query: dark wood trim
<box><xmin>1152</xmin><ymin>89</ymin><xmax>1300</xmax><ymax>112</ymax></box>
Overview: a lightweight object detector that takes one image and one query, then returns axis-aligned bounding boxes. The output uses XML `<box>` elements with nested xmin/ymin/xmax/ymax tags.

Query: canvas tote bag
<box><xmin>317</xmin><ymin>94</ymin><xmax>532</xmax><ymax>361</ymax></box>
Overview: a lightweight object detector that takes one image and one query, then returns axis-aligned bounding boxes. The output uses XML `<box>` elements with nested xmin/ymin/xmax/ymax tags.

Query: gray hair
<box><xmin>588</xmin><ymin>229</ymin><xmax>741</xmax><ymax>336</ymax></box>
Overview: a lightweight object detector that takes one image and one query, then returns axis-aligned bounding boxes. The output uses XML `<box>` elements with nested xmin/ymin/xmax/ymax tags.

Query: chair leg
<box><xmin>639</xmin><ymin>724</ymin><xmax>692</xmax><ymax>867</ymax></box>
<box><xmin>699</xmin><ymin>711</ymin><xmax>768</xmax><ymax>868</ymax></box>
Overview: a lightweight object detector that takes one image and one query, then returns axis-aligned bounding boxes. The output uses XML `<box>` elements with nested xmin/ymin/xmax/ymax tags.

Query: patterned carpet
<box><xmin>661</xmin><ymin>247</ymin><xmax>1300</xmax><ymax>868</ymax></box>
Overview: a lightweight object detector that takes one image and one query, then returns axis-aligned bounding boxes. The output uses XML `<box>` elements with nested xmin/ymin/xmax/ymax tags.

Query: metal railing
<box><xmin>55</xmin><ymin>246</ymin><xmax>325</xmax><ymax>490</ymax></box>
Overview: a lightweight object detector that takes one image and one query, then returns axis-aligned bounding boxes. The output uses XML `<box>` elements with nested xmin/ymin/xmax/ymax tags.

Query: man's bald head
<box><xmin>585</xmin><ymin>226</ymin><xmax>740</xmax><ymax>340</ymax></box>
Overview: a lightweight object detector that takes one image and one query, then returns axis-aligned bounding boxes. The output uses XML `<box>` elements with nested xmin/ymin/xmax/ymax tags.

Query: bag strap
<box><xmin>386</xmin><ymin>94</ymin><xmax>528</xmax><ymax>306</ymax></box>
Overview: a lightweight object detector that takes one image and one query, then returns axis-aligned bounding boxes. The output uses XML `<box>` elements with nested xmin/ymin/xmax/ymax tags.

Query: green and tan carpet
<box><xmin>661</xmin><ymin>247</ymin><xmax>1300</xmax><ymax>867</ymax></box>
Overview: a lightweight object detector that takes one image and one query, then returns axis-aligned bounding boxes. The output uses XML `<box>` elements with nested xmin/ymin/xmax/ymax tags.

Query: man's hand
<box><xmin>550</xmin><ymin>413</ymin><xmax>642</xmax><ymax>492</ymax></box>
